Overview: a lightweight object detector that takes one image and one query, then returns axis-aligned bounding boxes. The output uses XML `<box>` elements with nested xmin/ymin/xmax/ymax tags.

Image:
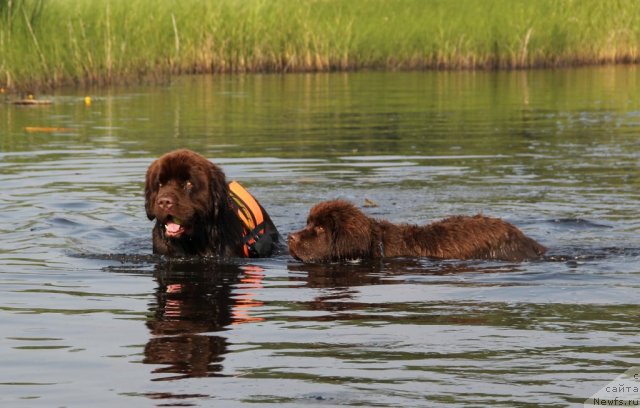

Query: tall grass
<box><xmin>2</xmin><ymin>0</ymin><xmax>640</xmax><ymax>90</ymax></box>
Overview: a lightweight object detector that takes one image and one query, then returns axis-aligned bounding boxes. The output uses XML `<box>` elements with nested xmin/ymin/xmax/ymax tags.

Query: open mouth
<box><xmin>164</xmin><ymin>216</ymin><xmax>186</xmax><ymax>238</ymax></box>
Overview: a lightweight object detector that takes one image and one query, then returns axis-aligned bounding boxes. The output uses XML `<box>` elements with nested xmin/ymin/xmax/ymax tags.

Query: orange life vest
<box><xmin>228</xmin><ymin>181</ymin><xmax>273</xmax><ymax>257</ymax></box>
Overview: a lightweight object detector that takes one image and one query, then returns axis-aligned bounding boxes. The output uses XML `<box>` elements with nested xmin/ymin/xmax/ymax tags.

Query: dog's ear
<box><xmin>329</xmin><ymin>202</ymin><xmax>373</xmax><ymax>260</ymax></box>
<box><xmin>144</xmin><ymin>160</ymin><xmax>159</xmax><ymax>220</ymax></box>
<box><xmin>207</xmin><ymin>162</ymin><xmax>228</xmax><ymax>218</ymax></box>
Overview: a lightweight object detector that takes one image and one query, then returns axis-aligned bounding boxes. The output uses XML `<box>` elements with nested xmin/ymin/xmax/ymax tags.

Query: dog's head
<box><xmin>145</xmin><ymin>149</ymin><xmax>227</xmax><ymax>240</ymax></box>
<box><xmin>288</xmin><ymin>200</ymin><xmax>374</xmax><ymax>263</ymax></box>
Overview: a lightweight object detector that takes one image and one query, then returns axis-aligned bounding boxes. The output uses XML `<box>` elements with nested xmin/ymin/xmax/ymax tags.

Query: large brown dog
<box><xmin>145</xmin><ymin>149</ymin><xmax>280</xmax><ymax>257</ymax></box>
<box><xmin>288</xmin><ymin>200</ymin><xmax>546</xmax><ymax>263</ymax></box>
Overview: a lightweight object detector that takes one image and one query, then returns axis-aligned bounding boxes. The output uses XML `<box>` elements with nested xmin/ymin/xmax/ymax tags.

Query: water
<box><xmin>1</xmin><ymin>67</ymin><xmax>640</xmax><ymax>407</ymax></box>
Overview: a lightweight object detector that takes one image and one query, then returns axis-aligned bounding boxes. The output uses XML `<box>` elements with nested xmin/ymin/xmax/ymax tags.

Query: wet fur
<box><xmin>288</xmin><ymin>200</ymin><xmax>546</xmax><ymax>263</ymax></box>
<box><xmin>145</xmin><ymin>149</ymin><xmax>278</xmax><ymax>257</ymax></box>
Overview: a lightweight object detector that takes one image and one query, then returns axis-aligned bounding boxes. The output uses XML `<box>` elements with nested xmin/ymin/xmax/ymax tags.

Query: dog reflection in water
<box><xmin>143</xmin><ymin>262</ymin><xmax>265</xmax><ymax>380</ymax></box>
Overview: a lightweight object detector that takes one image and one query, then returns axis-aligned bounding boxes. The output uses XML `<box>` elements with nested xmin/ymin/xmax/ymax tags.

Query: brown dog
<box><xmin>288</xmin><ymin>200</ymin><xmax>546</xmax><ymax>263</ymax></box>
<box><xmin>145</xmin><ymin>149</ymin><xmax>280</xmax><ymax>257</ymax></box>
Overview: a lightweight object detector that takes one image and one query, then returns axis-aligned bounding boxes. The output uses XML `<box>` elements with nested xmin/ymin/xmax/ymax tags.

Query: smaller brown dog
<box><xmin>288</xmin><ymin>200</ymin><xmax>546</xmax><ymax>263</ymax></box>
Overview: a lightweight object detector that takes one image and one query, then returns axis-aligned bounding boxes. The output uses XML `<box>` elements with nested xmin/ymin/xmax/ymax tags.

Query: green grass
<box><xmin>2</xmin><ymin>0</ymin><xmax>640</xmax><ymax>90</ymax></box>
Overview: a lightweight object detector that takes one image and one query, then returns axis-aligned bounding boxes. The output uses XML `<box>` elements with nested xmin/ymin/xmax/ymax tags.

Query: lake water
<box><xmin>1</xmin><ymin>68</ymin><xmax>639</xmax><ymax>407</ymax></box>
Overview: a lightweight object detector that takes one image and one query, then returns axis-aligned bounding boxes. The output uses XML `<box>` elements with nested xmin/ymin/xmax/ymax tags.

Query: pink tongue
<box><xmin>166</xmin><ymin>222</ymin><xmax>182</xmax><ymax>234</ymax></box>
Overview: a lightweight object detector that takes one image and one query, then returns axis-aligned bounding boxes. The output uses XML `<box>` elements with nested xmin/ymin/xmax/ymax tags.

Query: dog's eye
<box><xmin>184</xmin><ymin>180</ymin><xmax>193</xmax><ymax>190</ymax></box>
<box><xmin>315</xmin><ymin>226</ymin><xmax>325</xmax><ymax>234</ymax></box>
<box><xmin>158</xmin><ymin>182</ymin><xmax>163</xmax><ymax>188</ymax></box>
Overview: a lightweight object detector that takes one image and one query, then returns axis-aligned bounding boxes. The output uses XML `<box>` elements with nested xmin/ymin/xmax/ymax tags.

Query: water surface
<box><xmin>1</xmin><ymin>68</ymin><xmax>639</xmax><ymax>407</ymax></box>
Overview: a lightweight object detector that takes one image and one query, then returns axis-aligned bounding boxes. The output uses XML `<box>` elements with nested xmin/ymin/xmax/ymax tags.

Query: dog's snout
<box><xmin>288</xmin><ymin>233</ymin><xmax>299</xmax><ymax>244</ymax></box>
<box><xmin>157</xmin><ymin>194</ymin><xmax>175</xmax><ymax>210</ymax></box>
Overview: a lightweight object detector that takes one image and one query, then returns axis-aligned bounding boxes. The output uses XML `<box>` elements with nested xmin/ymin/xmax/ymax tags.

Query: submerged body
<box><xmin>288</xmin><ymin>200</ymin><xmax>546</xmax><ymax>263</ymax></box>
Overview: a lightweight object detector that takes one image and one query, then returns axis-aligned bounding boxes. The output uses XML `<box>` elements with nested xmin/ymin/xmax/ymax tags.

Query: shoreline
<box><xmin>2</xmin><ymin>0</ymin><xmax>640</xmax><ymax>91</ymax></box>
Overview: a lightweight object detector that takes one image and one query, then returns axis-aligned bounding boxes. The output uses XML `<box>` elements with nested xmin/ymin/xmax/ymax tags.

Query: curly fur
<box><xmin>145</xmin><ymin>149</ymin><xmax>278</xmax><ymax>257</ymax></box>
<box><xmin>288</xmin><ymin>200</ymin><xmax>546</xmax><ymax>263</ymax></box>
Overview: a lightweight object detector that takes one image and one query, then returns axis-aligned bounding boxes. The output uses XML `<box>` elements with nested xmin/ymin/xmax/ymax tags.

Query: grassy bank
<box><xmin>2</xmin><ymin>0</ymin><xmax>640</xmax><ymax>90</ymax></box>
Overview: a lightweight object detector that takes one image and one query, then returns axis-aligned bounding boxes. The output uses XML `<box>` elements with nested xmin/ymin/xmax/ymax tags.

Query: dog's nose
<box><xmin>157</xmin><ymin>195</ymin><xmax>174</xmax><ymax>211</ymax></box>
<box><xmin>288</xmin><ymin>233</ymin><xmax>298</xmax><ymax>244</ymax></box>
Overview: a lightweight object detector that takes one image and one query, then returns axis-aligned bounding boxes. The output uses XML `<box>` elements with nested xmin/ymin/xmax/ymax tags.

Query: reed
<box><xmin>2</xmin><ymin>0</ymin><xmax>640</xmax><ymax>90</ymax></box>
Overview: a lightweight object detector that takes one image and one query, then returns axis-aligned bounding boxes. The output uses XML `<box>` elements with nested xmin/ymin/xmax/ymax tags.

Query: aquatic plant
<box><xmin>2</xmin><ymin>0</ymin><xmax>640</xmax><ymax>90</ymax></box>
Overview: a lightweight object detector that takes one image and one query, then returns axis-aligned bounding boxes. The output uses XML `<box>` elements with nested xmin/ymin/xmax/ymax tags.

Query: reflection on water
<box><xmin>144</xmin><ymin>261</ymin><xmax>237</xmax><ymax>380</ymax></box>
<box><xmin>143</xmin><ymin>261</ymin><xmax>269</xmax><ymax>381</ymax></box>
<box><xmin>1</xmin><ymin>67</ymin><xmax>639</xmax><ymax>407</ymax></box>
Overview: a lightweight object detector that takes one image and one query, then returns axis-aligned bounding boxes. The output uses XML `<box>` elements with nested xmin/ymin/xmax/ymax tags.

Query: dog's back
<box><xmin>379</xmin><ymin>214</ymin><xmax>545</xmax><ymax>261</ymax></box>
